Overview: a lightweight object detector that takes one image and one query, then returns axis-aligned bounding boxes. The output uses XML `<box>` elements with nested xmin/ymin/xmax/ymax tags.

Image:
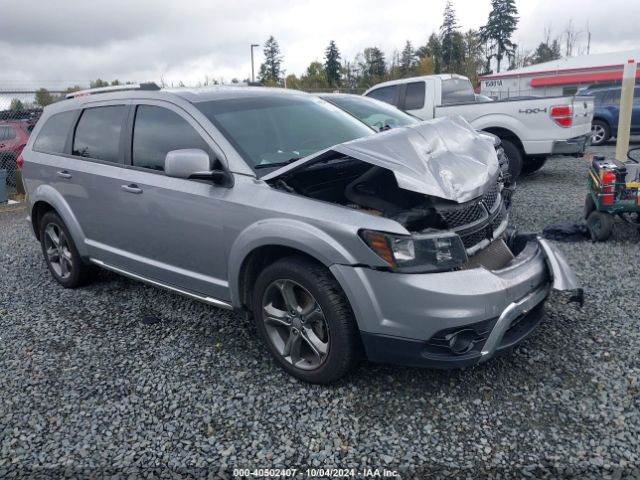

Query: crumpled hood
<box><xmin>263</xmin><ymin>116</ymin><xmax>500</xmax><ymax>203</ymax></box>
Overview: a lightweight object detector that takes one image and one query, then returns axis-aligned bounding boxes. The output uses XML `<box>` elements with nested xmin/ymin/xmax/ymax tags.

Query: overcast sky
<box><xmin>0</xmin><ymin>0</ymin><xmax>638</xmax><ymax>89</ymax></box>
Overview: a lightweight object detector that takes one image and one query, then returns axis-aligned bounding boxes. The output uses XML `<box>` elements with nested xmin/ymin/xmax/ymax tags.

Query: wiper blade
<box><xmin>254</xmin><ymin>157</ymin><xmax>301</xmax><ymax>169</ymax></box>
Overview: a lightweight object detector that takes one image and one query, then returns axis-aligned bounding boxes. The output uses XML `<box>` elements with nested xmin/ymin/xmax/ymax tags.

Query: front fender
<box><xmin>227</xmin><ymin>218</ymin><xmax>359</xmax><ymax>307</ymax></box>
<box><xmin>29</xmin><ymin>184</ymin><xmax>88</xmax><ymax>258</ymax></box>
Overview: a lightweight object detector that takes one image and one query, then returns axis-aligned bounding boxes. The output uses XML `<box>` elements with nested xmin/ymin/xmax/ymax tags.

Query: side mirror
<box><xmin>164</xmin><ymin>149</ymin><xmax>232</xmax><ymax>186</ymax></box>
<box><xmin>165</xmin><ymin>149</ymin><xmax>210</xmax><ymax>179</ymax></box>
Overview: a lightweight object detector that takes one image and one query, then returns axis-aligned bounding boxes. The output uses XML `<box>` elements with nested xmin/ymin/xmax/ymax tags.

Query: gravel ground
<box><xmin>1</xmin><ymin>142</ymin><xmax>639</xmax><ymax>479</ymax></box>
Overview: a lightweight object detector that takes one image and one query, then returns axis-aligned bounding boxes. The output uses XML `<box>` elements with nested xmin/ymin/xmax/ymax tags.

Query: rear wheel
<box><xmin>500</xmin><ymin>140</ymin><xmax>523</xmax><ymax>179</ymax></box>
<box><xmin>590</xmin><ymin>120</ymin><xmax>610</xmax><ymax>146</ymax></box>
<box><xmin>521</xmin><ymin>156</ymin><xmax>546</xmax><ymax>175</ymax></box>
<box><xmin>587</xmin><ymin>211</ymin><xmax>614</xmax><ymax>241</ymax></box>
<box><xmin>252</xmin><ymin>256</ymin><xmax>362</xmax><ymax>383</ymax></box>
<box><xmin>39</xmin><ymin>211</ymin><xmax>94</xmax><ymax>288</ymax></box>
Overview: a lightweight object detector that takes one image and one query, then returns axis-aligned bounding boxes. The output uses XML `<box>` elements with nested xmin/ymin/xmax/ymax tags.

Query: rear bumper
<box><xmin>331</xmin><ymin>235</ymin><xmax>579</xmax><ymax>369</ymax></box>
<box><xmin>551</xmin><ymin>134</ymin><xmax>590</xmax><ymax>156</ymax></box>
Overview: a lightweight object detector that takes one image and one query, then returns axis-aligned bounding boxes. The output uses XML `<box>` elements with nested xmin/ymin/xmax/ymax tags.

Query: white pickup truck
<box><xmin>364</xmin><ymin>74</ymin><xmax>594</xmax><ymax>175</ymax></box>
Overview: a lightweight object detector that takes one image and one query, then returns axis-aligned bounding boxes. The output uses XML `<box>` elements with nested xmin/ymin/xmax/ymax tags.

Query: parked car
<box><xmin>22</xmin><ymin>84</ymin><xmax>579</xmax><ymax>383</ymax></box>
<box><xmin>0</xmin><ymin>120</ymin><xmax>32</xmax><ymax>186</ymax></box>
<box><xmin>319</xmin><ymin>93</ymin><xmax>519</xmax><ymax>180</ymax></box>
<box><xmin>577</xmin><ymin>84</ymin><xmax>640</xmax><ymax>146</ymax></box>
<box><xmin>364</xmin><ymin>74</ymin><xmax>594</xmax><ymax>175</ymax></box>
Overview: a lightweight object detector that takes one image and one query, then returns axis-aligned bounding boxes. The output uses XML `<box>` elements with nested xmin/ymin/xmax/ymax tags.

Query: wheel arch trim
<box><xmin>29</xmin><ymin>185</ymin><xmax>88</xmax><ymax>257</ymax></box>
<box><xmin>227</xmin><ymin>219</ymin><xmax>359</xmax><ymax>308</ymax></box>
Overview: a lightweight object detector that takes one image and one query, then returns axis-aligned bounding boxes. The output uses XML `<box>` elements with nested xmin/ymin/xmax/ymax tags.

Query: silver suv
<box><xmin>22</xmin><ymin>84</ymin><xmax>579</xmax><ymax>383</ymax></box>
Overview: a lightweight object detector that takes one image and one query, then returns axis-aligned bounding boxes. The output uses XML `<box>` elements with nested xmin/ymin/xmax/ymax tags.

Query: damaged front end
<box><xmin>264</xmin><ymin>117</ymin><xmax>514</xmax><ymax>273</ymax></box>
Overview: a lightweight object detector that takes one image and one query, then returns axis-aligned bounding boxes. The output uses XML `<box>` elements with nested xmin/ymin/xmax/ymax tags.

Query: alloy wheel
<box><xmin>591</xmin><ymin>124</ymin><xmax>606</xmax><ymax>144</ymax></box>
<box><xmin>261</xmin><ymin>279</ymin><xmax>330</xmax><ymax>370</ymax></box>
<box><xmin>43</xmin><ymin>223</ymin><xmax>73</xmax><ymax>279</ymax></box>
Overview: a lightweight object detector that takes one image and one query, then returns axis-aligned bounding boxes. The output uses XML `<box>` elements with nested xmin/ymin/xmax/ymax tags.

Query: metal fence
<box><xmin>0</xmin><ymin>91</ymin><xmax>47</xmax><ymax>198</ymax></box>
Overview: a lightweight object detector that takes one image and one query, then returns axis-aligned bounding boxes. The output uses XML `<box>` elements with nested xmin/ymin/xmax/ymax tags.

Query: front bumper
<box><xmin>330</xmin><ymin>236</ymin><xmax>579</xmax><ymax>368</ymax></box>
<box><xmin>551</xmin><ymin>133</ymin><xmax>590</xmax><ymax>156</ymax></box>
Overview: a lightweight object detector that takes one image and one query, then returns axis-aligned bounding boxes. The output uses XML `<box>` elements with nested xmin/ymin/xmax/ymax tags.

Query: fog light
<box><xmin>446</xmin><ymin>329</ymin><xmax>478</xmax><ymax>354</ymax></box>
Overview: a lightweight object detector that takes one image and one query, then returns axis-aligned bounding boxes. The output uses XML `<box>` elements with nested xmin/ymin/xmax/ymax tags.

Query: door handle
<box><xmin>121</xmin><ymin>184</ymin><xmax>143</xmax><ymax>194</ymax></box>
<box><xmin>56</xmin><ymin>170</ymin><xmax>72</xmax><ymax>179</ymax></box>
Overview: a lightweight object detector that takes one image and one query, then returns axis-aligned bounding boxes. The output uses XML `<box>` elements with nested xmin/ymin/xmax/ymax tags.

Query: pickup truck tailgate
<box><xmin>570</xmin><ymin>96</ymin><xmax>594</xmax><ymax>136</ymax></box>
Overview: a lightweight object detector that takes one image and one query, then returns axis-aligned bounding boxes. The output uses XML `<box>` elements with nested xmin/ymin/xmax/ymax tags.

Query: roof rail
<box><xmin>65</xmin><ymin>82</ymin><xmax>161</xmax><ymax>99</ymax></box>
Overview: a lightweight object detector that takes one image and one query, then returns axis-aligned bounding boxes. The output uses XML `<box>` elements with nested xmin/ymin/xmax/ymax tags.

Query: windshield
<box><xmin>324</xmin><ymin>95</ymin><xmax>417</xmax><ymax>131</ymax></box>
<box><xmin>195</xmin><ymin>94</ymin><xmax>373</xmax><ymax>170</ymax></box>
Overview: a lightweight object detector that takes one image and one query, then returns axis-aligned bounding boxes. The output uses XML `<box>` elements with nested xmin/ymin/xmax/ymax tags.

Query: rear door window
<box><xmin>366</xmin><ymin>85</ymin><xmax>399</xmax><ymax>106</ymax></box>
<box><xmin>33</xmin><ymin>111</ymin><xmax>77</xmax><ymax>154</ymax></box>
<box><xmin>403</xmin><ymin>82</ymin><xmax>426</xmax><ymax>110</ymax></box>
<box><xmin>72</xmin><ymin>106</ymin><xmax>127</xmax><ymax>163</ymax></box>
<box><xmin>441</xmin><ymin>78</ymin><xmax>476</xmax><ymax>105</ymax></box>
<box><xmin>132</xmin><ymin>105</ymin><xmax>211</xmax><ymax>172</ymax></box>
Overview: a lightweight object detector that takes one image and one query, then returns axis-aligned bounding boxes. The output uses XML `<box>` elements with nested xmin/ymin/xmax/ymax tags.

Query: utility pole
<box><xmin>586</xmin><ymin>22</ymin><xmax>591</xmax><ymax>55</ymax></box>
<box><xmin>615</xmin><ymin>59</ymin><xmax>637</xmax><ymax>161</ymax></box>
<box><xmin>250</xmin><ymin>44</ymin><xmax>259</xmax><ymax>83</ymax></box>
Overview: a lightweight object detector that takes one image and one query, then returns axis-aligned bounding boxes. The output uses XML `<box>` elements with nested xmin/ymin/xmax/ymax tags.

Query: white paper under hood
<box><xmin>263</xmin><ymin>116</ymin><xmax>500</xmax><ymax>203</ymax></box>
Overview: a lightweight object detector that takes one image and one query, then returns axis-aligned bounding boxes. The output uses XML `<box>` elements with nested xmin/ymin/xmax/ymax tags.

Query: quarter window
<box><xmin>72</xmin><ymin>106</ymin><xmax>127</xmax><ymax>163</ymax></box>
<box><xmin>404</xmin><ymin>82</ymin><xmax>426</xmax><ymax>110</ymax></box>
<box><xmin>366</xmin><ymin>85</ymin><xmax>399</xmax><ymax>106</ymax></box>
<box><xmin>132</xmin><ymin>105</ymin><xmax>210</xmax><ymax>171</ymax></box>
<box><xmin>33</xmin><ymin>111</ymin><xmax>77</xmax><ymax>154</ymax></box>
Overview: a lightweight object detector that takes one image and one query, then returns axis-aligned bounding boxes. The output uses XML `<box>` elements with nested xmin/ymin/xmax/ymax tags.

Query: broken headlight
<box><xmin>360</xmin><ymin>229</ymin><xmax>468</xmax><ymax>273</ymax></box>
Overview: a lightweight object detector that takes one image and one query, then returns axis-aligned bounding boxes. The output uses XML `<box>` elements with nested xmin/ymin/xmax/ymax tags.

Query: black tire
<box><xmin>590</xmin><ymin>119</ymin><xmax>611</xmax><ymax>146</ymax></box>
<box><xmin>39</xmin><ymin>211</ymin><xmax>94</xmax><ymax>288</ymax></box>
<box><xmin>587</xmin><ymin>211</ymin><xmax>614</xmax><ymax>242</ymax></box>
<box><xmin>500</xmin><ymin>140</ymin><xmax>523</xmax><ymax>179</ymax></box>
<box><xmin>583</xmin><ymin>194</ymin><xmax>596</xmax><ymax>220</ymax></box>
<box><xmin>521</xmin><ymin>156</ymin><xmax>547</xmax><ymax>175</ymax></box>
<box><xmin>251</xmin><ymin>255</ymin><xmax>362</xmax><ymax>383</ymax></box>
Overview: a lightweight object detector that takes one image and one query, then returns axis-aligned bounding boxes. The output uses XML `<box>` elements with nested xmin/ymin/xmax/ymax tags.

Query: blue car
<box><xmin>580</xmin><ymin>85</ymin><xmax>640</xmax><ymax>146</ymax></box>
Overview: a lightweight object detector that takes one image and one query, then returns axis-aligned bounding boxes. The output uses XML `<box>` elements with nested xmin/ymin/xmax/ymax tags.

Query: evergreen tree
<box><xmin>439</xmin><ymin>2</ymin><xmax>464</xmax><ymax>73</ymax></box>
<box><xmin>529</xmin><ymin>39</ymin><xmax>561</xmax><ymax>65</ymax></box>
<box><xmin>480</xmin><ymin>0</ymin><xmax>519</xmax><ymax>73</ymax></box>
<box><xmin>259</xmin><ymin>36</ymin><xmax>284</xmax><ymax>84</ymax></box>
<box><xmin>400</xmin><ymin>41</ymin><xmax>417</xmax><ymax>76</ymax></box>
<box><xmin>324</xmin><ymin>40</ymin><xmax>341</xmax><ymax>87</ymax></box>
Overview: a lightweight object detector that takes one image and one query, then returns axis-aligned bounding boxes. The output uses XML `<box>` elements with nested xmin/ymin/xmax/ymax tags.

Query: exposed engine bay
<box><xmin>270</xmin><ymin>157</ymin><xmax>509</xmax><ymax>258</ymax></box>
<box><xmin>263</xmin><ymin>117</ymin><xmax>516</xmax><ymax>270</ymax></box>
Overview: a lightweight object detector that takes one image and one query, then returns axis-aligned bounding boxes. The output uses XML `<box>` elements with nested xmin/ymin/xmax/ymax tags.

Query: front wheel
<box><xmin>500</xmin><ymin>140</ymin><xmax>523</xmax><ymax>179</ymax></box>
<box><xmin>252</xmin><ymin>256</ymin><xmax>362</xmax><ymax>383</ymax></box>
<box><xmin>521</xmin><ymin>156</ymin><xmax>546</xmax><ymax>175</ymax></box>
